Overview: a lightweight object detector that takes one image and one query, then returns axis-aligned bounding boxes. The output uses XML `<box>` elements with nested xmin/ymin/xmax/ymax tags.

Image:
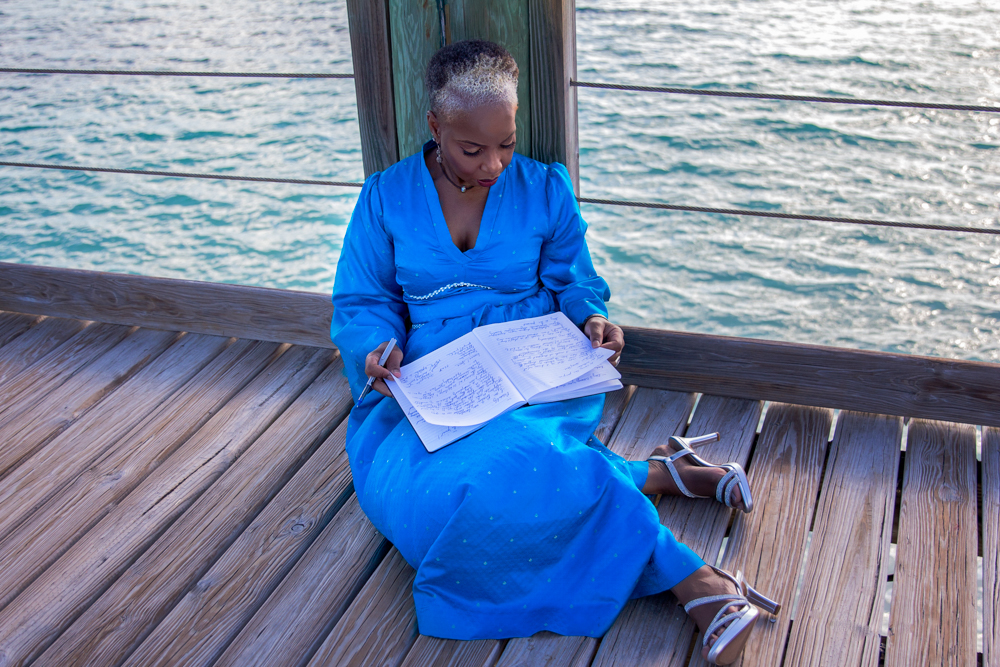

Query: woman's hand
<box><xmin>584</xmin><ymin>315</ymin><xmax>625</xmax><ymax>366</ymax></box>
<box><xmin>364</xmin><ymin>340</ymin><xmax>404</xmax><ymax>398</ymax></box>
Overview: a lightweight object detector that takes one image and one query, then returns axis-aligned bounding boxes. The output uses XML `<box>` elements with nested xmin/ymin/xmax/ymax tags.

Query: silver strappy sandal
<box><xmin>647</xmin><ymin>433</ymin><xmax>754</xmax><ymax>513</ymax></box>
<box><xmin>684</xmin><ymin>567</ymin><xmax>781</xmax><ymax>665</ymax></box>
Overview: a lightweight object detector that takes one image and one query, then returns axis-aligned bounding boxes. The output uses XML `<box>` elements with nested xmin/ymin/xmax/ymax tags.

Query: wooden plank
<box><xmin>2</xmin><ymin>346</ymin><xmax>331</xmax><ymax>665</ymax></box>
<box><xmin>688</xmin><ymin>404</ymin><xmax>831</xmax><ymax>667</ymax></box>
<box><xmin>0</xmin><ymin>262</ymin><xmax>334</xmax><ymax>349</ymax></box>
<box><xmin>783</xmin><ymin>411</ymin><xmax>903</xmax><ymax>666</ymax></box>
<box><xmin>387</xmin><ymin>0</ymin><xmax>439</xmax><ymax>160</ymax></box>
<box><xmin>0</xmin><ymin>327</ymin><xmax>179</xmax><ymax>482</ymax></box>
<box><xmin>448</xmin><ymin>0</ymin><xmax>532</xmax><ymax>160</ymax></box>
<box><xmin>984</xmin><ymin>427</ymin><xmax>999</xmax><ymax>667</ymax></box>
<box><xmin>496</xmin><ymin>633</ymin><xmax>594</xmax><ymax>667</ymax></box>
<box><xmin>884</xmin><ymin>420</ymin><xmax>977</xmax><ymax>666</ymax></box>
<box><xmin>592</xmin><ymin>394</ymin><xmax>766</xmax><ymax>667</ymax></box>
<box><xmin>215</xmin><ymin>496</ymin><xmax>391</xmax><ymax>667</ymax></box>
<box><xmin>618</xmin><ymin>325</ymin><xmax>1000</xmax><ymax>427</ymax></box>
<box><xmin>0</xmin><ymin>311</ymin><xmax>41</xmax><ymax>348</ymax></box>
<box><xmin>123</xmin><ymin>410</ymin><xmax>354</xmax><ymax>667</ymax></box>
<box><xmin>346</xmin><ymin>0</ymin><xmax>399</xmax><ymax>176</ymax></box>
<box><xmin>0</xmin><ymin>323</ymin><xmax>132</xmax><ymax>431</ymax></box>
<box><xmin>528</xmin><ymin>0</ymin><xmax>578</xmax><ymax>190</ymax></box>
<box><xmin>0</xmin><ymin>339</ymin><xmax>280</xmax><ymax>616</ymax></box>
<box><xmin>400</xmin><ymin>635</ymin><xmax>504</xmax><ymax>667</ymax></box>
<box><xmin>594</xmin><ymin>384</ymin><xmax>635</xmax><ymax>444</ymax></box>
<box><xmin>0</xmin><ymin>316</ymin><xmax>87</xmax><ymax>388</ymax></box>
<box><xmin>308</xmin><ymin>548</ymin><xmax>418</xmax><ymax>667</ymax></box>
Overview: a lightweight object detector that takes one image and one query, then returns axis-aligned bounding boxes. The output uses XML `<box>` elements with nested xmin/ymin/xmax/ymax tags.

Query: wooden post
<box><xmin>346</xmin><ymin>0</ymin><xmax>399</xmax><ymax>176</ymax></box>
<box><xmin>348</xmin><ymin>0</ymin><xmax>578</xmax><ymax>187</ymax></box>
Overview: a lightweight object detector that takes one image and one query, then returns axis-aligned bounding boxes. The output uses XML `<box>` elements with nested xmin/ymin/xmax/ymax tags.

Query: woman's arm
<box><xmin>331</xmin><ymin>173</ymin><xmax>408</xmax><ymax>399</ymax></box>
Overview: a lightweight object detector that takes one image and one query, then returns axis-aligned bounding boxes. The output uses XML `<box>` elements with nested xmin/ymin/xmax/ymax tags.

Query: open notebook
<box><xmin>388</xmin><ymin>312</ymin><xmax>622</xmax><ymax>452</ymax></box>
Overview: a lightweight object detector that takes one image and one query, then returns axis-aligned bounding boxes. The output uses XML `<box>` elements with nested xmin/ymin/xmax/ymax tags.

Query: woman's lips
<box><xmin>477</xmin><ymin>177</ymin><xmax>498</xmax><ymax>187</ymax></box>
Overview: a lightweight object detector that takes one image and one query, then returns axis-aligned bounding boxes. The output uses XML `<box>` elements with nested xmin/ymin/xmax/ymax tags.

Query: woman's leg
<box><xmin>641</xmin><ymin>442</ymin><xmax>747</xmax><ymax>510</ymax></box>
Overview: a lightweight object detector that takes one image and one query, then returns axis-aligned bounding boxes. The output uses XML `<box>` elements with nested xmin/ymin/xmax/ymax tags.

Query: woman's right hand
<box><xmin>364</xmin><ymin>341</ymin><xmax>404</xmax><ymax>398</ymax></box>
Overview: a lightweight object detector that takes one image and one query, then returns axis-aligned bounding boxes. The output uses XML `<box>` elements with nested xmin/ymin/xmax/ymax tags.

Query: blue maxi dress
<box><xmin>330</xmin><ymin>145</ymin><xmax>703</xmax><ymax>640</ymax></box>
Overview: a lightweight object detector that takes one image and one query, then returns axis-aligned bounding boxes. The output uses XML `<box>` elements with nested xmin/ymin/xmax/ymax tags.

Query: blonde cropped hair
<box><xmin>426</xmin><ymin>40</ymin><xmax>519</xmax><ymax>121</ymax></box>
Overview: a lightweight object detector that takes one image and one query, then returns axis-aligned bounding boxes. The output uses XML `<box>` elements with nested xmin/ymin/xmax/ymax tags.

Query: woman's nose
<box><xmin>484</xmin><ymin>151</ymin><xmax>503</xmax><ymax>175</ymax></box>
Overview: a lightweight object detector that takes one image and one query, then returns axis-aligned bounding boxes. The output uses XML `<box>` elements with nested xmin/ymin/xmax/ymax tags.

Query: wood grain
<box><xmin>307</xmin><ymin>548</ymin><xmax>419</xmax><ymax>667</ymax></box>
<box><xmin>387</xmin><ymin>0</ymin><xmax>438</xmax><ymax>160</ymax></box>
<box><xmin>0</xmin><ymin>262</ymin><xmax>334</xmax><ymax>349</ymax></box>
<box><xmin>125</xmin><ymin>417</ymin><xmax>355</xmax><ymax>667</ymax></box>
<box><xmin>594</xmin><ymin>384</ymin><xmax>635</xmax><ymax>444</ymax></box>
<box><xmin>693</xmin><ymin>404</ymin><xmax>832</xmax><ymax>667</ymax></box>
<box><xmin>0</xmin><ymin>311</ymin><xmax>40</xmax><ymax>348</ymax></box>
<box><xmin>400</xmin><ymin>634</ymin><xmax>504</xmax><ymax>667</ymax></box>
<box><xmin>528</xmin><ymin>0</ymin><xmax>579</xmax><ymax>190</ymax></box>
<box><xmin>884</xmin><ymin>420</ymin><xmax>977</xmax><ymax>667</ymax></box>
<box><xmin>783</xmin><ymin>411</ymin><xmax>903</xmax><ymax>667</ymax></box>
<box><xmin>0</xmin><ymin>327</ymin><xmax>179</xmax><ymax>483</ymax></box>
<box><xmin>984</xmin><ymin>427</ymin><xmax>999</xmax><ymax>667</ymax></box>
<box><xmin>347</xmin><ymin>0</ymin><xmax>398</xmax><ymax>176</ymax></box>
<box><xmin>216</xmin><ymin>496</ymin><xmax>391</xmax><ymax>667</ymax></box>
<box><xmin>4</xmin><ymin>346</ymin><xmax>331</xmax><ymax>665</ymax></box>
<box><xmin>592</xmin><ymin>394</ymin><xmax>765</xmax><ymax>667</ymax></box>
<box><xmin>0</xmin><ymin>339</ymin><xmax>279</xmax><ymax>616</ymax></box>
<box><xmin>0</xmin><ymin>316</ymin><xmax>86</xmax><ymax>388</ymax></box>
<box><xmin>618</xmin><ymin>325</ymin><xmax>1000</xmax><ymax>427</ymax></box>
<box><xmin>496</xmin><ymin>632</ymin><xmax>595</xmax><ymax>667</ymax></box>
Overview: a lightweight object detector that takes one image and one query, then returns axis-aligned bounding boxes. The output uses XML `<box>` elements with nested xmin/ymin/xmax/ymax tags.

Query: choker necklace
<box><xmin>436</xmin><ymin>143</ymin><xmax>467</xmax><ymax>193</ymax></box>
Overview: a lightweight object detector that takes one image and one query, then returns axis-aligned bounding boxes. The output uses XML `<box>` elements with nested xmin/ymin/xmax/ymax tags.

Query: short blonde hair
<box><xmin>426</xmin><ymin>40</ymin><xmax>518</xmax><ymax>121</ymax></box>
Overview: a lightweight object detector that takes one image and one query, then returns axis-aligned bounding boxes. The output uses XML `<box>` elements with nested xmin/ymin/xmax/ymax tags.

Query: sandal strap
<box><xmin>647</xmin><ymin>453</ymin><xmax>705</xmax><ymax>500</ymax></box>
<box><xmin>683</xmin><ymin>593</ymin><xmax>743</xmax><ymax>613</ymax></box>
<box><xmin>703</xmin><ymin>604</ymin><xmax>752</xmax><ymax>647</ymax></box>
<box><xmin>716</xmin><ymin>468</ymin><xmax>740</xmax><ymax>506</ymax></box>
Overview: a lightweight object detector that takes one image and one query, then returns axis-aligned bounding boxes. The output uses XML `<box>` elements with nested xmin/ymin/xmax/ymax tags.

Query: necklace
<box><xmin>436</xmin><ymin>144</ymin><xmax>467</xmax><ymax>193</ymax></box>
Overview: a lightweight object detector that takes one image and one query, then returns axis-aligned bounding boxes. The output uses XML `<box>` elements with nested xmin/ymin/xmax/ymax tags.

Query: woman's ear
<box><xmin>427</xmin><ymin>110</ymin><xmax>441</xmax><ymax>143</ymax></box>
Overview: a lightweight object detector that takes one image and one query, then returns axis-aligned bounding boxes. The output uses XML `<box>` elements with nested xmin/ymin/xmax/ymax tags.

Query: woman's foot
<box><xmin>672</xmin><ymin>565</ymin><xmax>779</xmax><ymax>665</ymax></box>
<box><xmin>641</xmin><ymin>441</ymin><xmax>748</xmax><ymax>512</ymax></box>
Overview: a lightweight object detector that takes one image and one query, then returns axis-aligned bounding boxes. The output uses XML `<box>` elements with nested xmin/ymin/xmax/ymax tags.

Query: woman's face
<box><xmin>429</xmin><ymin>101</ymin><xmax>517</xmax><ymax>189</ymax></box>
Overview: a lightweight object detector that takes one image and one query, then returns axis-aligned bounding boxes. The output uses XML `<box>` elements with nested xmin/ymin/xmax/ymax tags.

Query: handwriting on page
<box><xmin>395</xmin><ymin>338</ymin><xmax>523</xmax><ymax>426</ymax></box>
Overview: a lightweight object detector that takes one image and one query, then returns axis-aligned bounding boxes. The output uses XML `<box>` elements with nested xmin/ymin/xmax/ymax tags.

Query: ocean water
<box><xmin>1</xmin><ymin>0</ymin><xmax>997</xmax><ymax>360</ymax></box>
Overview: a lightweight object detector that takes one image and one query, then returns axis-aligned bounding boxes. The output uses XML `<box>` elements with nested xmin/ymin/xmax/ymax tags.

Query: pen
<box><xmin>357</xmin><ymin>338</ymin><xmax>397</xmax><ymax>405</ymax></box>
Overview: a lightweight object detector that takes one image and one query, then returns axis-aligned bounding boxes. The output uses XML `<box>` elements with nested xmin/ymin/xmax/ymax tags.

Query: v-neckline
<box><xmin>420</xmin><ymin>145</ymin><xmax>505</xmax><ymax>264</ymax></box>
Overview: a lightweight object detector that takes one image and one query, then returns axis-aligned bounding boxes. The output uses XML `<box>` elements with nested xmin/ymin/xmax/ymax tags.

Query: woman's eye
<box><xmin>463</xmin><ymin>149</ymin><xmax>483</xmax><ymax>156</ymax></box>
<box><xmin>501</xmin><ymin>142</ymin><xmax>516</xmax><ymax>150</ymax></box>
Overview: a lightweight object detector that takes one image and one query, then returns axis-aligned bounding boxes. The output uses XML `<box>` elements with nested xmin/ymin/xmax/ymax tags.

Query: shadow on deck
<box><xmin>0</xmin><ymin>310</ymin><xmax>993</xmax><ymax>666</ymax></box>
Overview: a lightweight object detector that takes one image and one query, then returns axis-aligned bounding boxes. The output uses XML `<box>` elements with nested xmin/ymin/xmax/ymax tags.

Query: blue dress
<box><xmin>330</xmin><ymin>145</ymin><xmax>703</xmax><ymax>640</ymax></box>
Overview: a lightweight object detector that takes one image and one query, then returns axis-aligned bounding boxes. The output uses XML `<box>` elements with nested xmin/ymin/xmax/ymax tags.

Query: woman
<box><xmin>331</xmin><ymin>39</ymin><xmax>777</xmax><ymax>665</ymax></box>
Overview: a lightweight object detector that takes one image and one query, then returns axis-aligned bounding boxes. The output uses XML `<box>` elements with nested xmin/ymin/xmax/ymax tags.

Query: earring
<box><xmin>436</xmin><ymin>144</ymin><xmax>442</xmax><ymax>164</ymax></box>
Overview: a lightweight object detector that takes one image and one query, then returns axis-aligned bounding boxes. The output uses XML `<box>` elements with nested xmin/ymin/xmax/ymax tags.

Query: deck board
<box><xmin>700</xmin><ymin>404</ymin><xmax>832</xmax><ymax>667</ymax></box>
<box><xmin>593</xmin><ymin>394</ymin><xmax>762</xmax><ymax>667</ymax></box>
<box><xmin>0</xmin><ymin>316</ymin><xmax>87</xmax><ymax>387</ymax></box>
<box><xmin>782</xmin><ymin>411</ymin><xmax>902</xmax><ymax>667</ymax></box>
<box><xmin>121</xmin><ymin>369</ymin><xmax>354</xmax><ymax>667</ymax></box>
<box><xmin>0</xmin><ymin>339</ymin><xmax>278</xmax><ymax>617</ymax></box>
<box><xmin>884</xmin><ymin>420</ymin><xmax>978</xmax><ymax>666</ymax></box>
<box><xmin>984</xmin><ymin>426</ymin><xmax>999</xmax><ymax>667</ymax></box>
<box><xmin>0</xmin><ymin>312</ymin><xmax>41</xmax><ymax>348</ymax></box>
<box><xmin>215</xmin><ymin>496</ymin><xmax>391</xmax><ymax>667</ymax></box>
<box><xmin>1</xmin><ymin>345</ymin><xmax>330</xmax><ymax>665</ymax></box>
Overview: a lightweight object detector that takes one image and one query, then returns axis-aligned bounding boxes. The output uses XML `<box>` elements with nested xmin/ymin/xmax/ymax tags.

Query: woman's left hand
<box><xmin>584</xmin><ymin>315</ymin><xmax>625</xmax><ymax>366</ymax></box>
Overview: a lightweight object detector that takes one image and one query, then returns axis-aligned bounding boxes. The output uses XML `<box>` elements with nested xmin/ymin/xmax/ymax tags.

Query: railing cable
<box><xmin>2</xmin><ymin>161</ymin><xmax>995</xmax><ymax>235</ymax></box>
<box><xmin>0</xmin><ymin>161</ymin><xmax>363</xmax><ymax>188</ymax></box>
<box><xmin>0</xmin><ymin>67</ymin><xmax>353</xmax><ymax>78</ymax></box>
<box><xmin>573</xmin><ymin>80</ymin><xmax>1000</xmax><ymax>114</ymax></box>
<box><xmin>577</xmin><ymin>197</ymin><xmax>1000</xmax><ymax>235</ymax></box>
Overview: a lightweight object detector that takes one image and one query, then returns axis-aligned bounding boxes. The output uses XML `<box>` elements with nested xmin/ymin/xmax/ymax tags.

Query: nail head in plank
<box><xmin>4</xmin><ymin>346</ymin><xmax>331</xmax><ymax>665</ymax></box>
<box><xmin>783</xmin><ymin>411</ymin><xmax>902</xmax><ymax>667</ymax></box>
<box><xmin>0</xmin><ymin>316</ymin><xmax>87</xmax><ymax>388</ymax></box>
<box><xmin>884</xmin><ymin>419</ymin><xmax>977</xmax><ymax>667</ymax></box>
<box><xmin>983</xmin><ymin>427</ymin><xmax>999</xmax><ymax>667</ymax></box>
<box><xmin>0</xmin><ymin>339</ymin><xmax>280</xmax><ymax>618</ymax></box>
<box><xmin>592</xmin><ymin>395</ymin><xmax>763</xmax><ymax>667</ymax></box>
<box><xmin>691</xmin><ymin>403</ymin><xmax>832</xmax><ymax>667</ymax></box>
<box><xmin>216</xmin><ymin>496</ymin><xmax>391</xmax><ymax>667</ymax></box>
<box><xmin>125</xmin><ymin>417</ymin><xmax>354</xmax><ymax>667</ymax></box>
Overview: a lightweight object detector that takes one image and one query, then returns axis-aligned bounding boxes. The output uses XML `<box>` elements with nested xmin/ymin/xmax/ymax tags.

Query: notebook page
<box><xmin>527</xmin><ymin>361</ymin><xmax>622</xmax><ymax>404</ymax></box>
<box><xmin>392</xmin><ymin>332</ymin><xmax>524</xmax><ymax>427</ymax></box>
<box><xmin>389</xmin><ymin>383</ymin><xmax>484</xmax><ymax>452</ymax></box>
<box><xmin>473</xmin><ymin>312</ymin><xmax>613</xmax><ymax>399</ymax></box>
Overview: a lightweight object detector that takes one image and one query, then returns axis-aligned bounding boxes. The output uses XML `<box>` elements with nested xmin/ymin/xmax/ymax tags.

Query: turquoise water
<box><xmin>1</xmin><ymin>0</ymin><xmax>998</xmax><ymax>360</ymax></box>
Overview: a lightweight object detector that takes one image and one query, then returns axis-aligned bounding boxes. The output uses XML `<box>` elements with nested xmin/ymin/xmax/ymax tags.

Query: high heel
<box><xmin>684</xmin><ymin>567</ymin><xmax>781</xmax><ymax>665</ymax></box>
<box><xmin>646</xmin><ymin>433</ymin><xmax>754</xmax><ymax>513</ymax></box>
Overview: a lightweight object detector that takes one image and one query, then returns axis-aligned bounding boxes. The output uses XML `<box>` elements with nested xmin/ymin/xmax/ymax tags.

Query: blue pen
<box><xmin>357</xmin><ymin>338</ymin><xmax>397</xmax><ymax>405</ymax></box>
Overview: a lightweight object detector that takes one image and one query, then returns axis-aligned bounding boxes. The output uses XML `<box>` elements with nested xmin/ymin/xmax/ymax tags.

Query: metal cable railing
<box><xmin>0</xmin><ymin>67</ymin><xmax>353</xmax><ymax>78</ymax></box>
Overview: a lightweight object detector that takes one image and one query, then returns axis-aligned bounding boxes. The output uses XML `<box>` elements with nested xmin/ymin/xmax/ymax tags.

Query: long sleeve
<box><xmin>539</xmin><ymin>162</ymin><xmax>611</xmax><ymax>326</ymax></box>
<box><xmin>331</xmin><ymin>172</ymin><xmax>407</xmax><ymax>398</ymax></box>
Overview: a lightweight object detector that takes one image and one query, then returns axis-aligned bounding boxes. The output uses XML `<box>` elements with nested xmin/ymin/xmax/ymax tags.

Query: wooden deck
<box><xmin>0</xmin><ymin>309</ymin><xmax>993</xmax><ymax>666</ymax></box>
